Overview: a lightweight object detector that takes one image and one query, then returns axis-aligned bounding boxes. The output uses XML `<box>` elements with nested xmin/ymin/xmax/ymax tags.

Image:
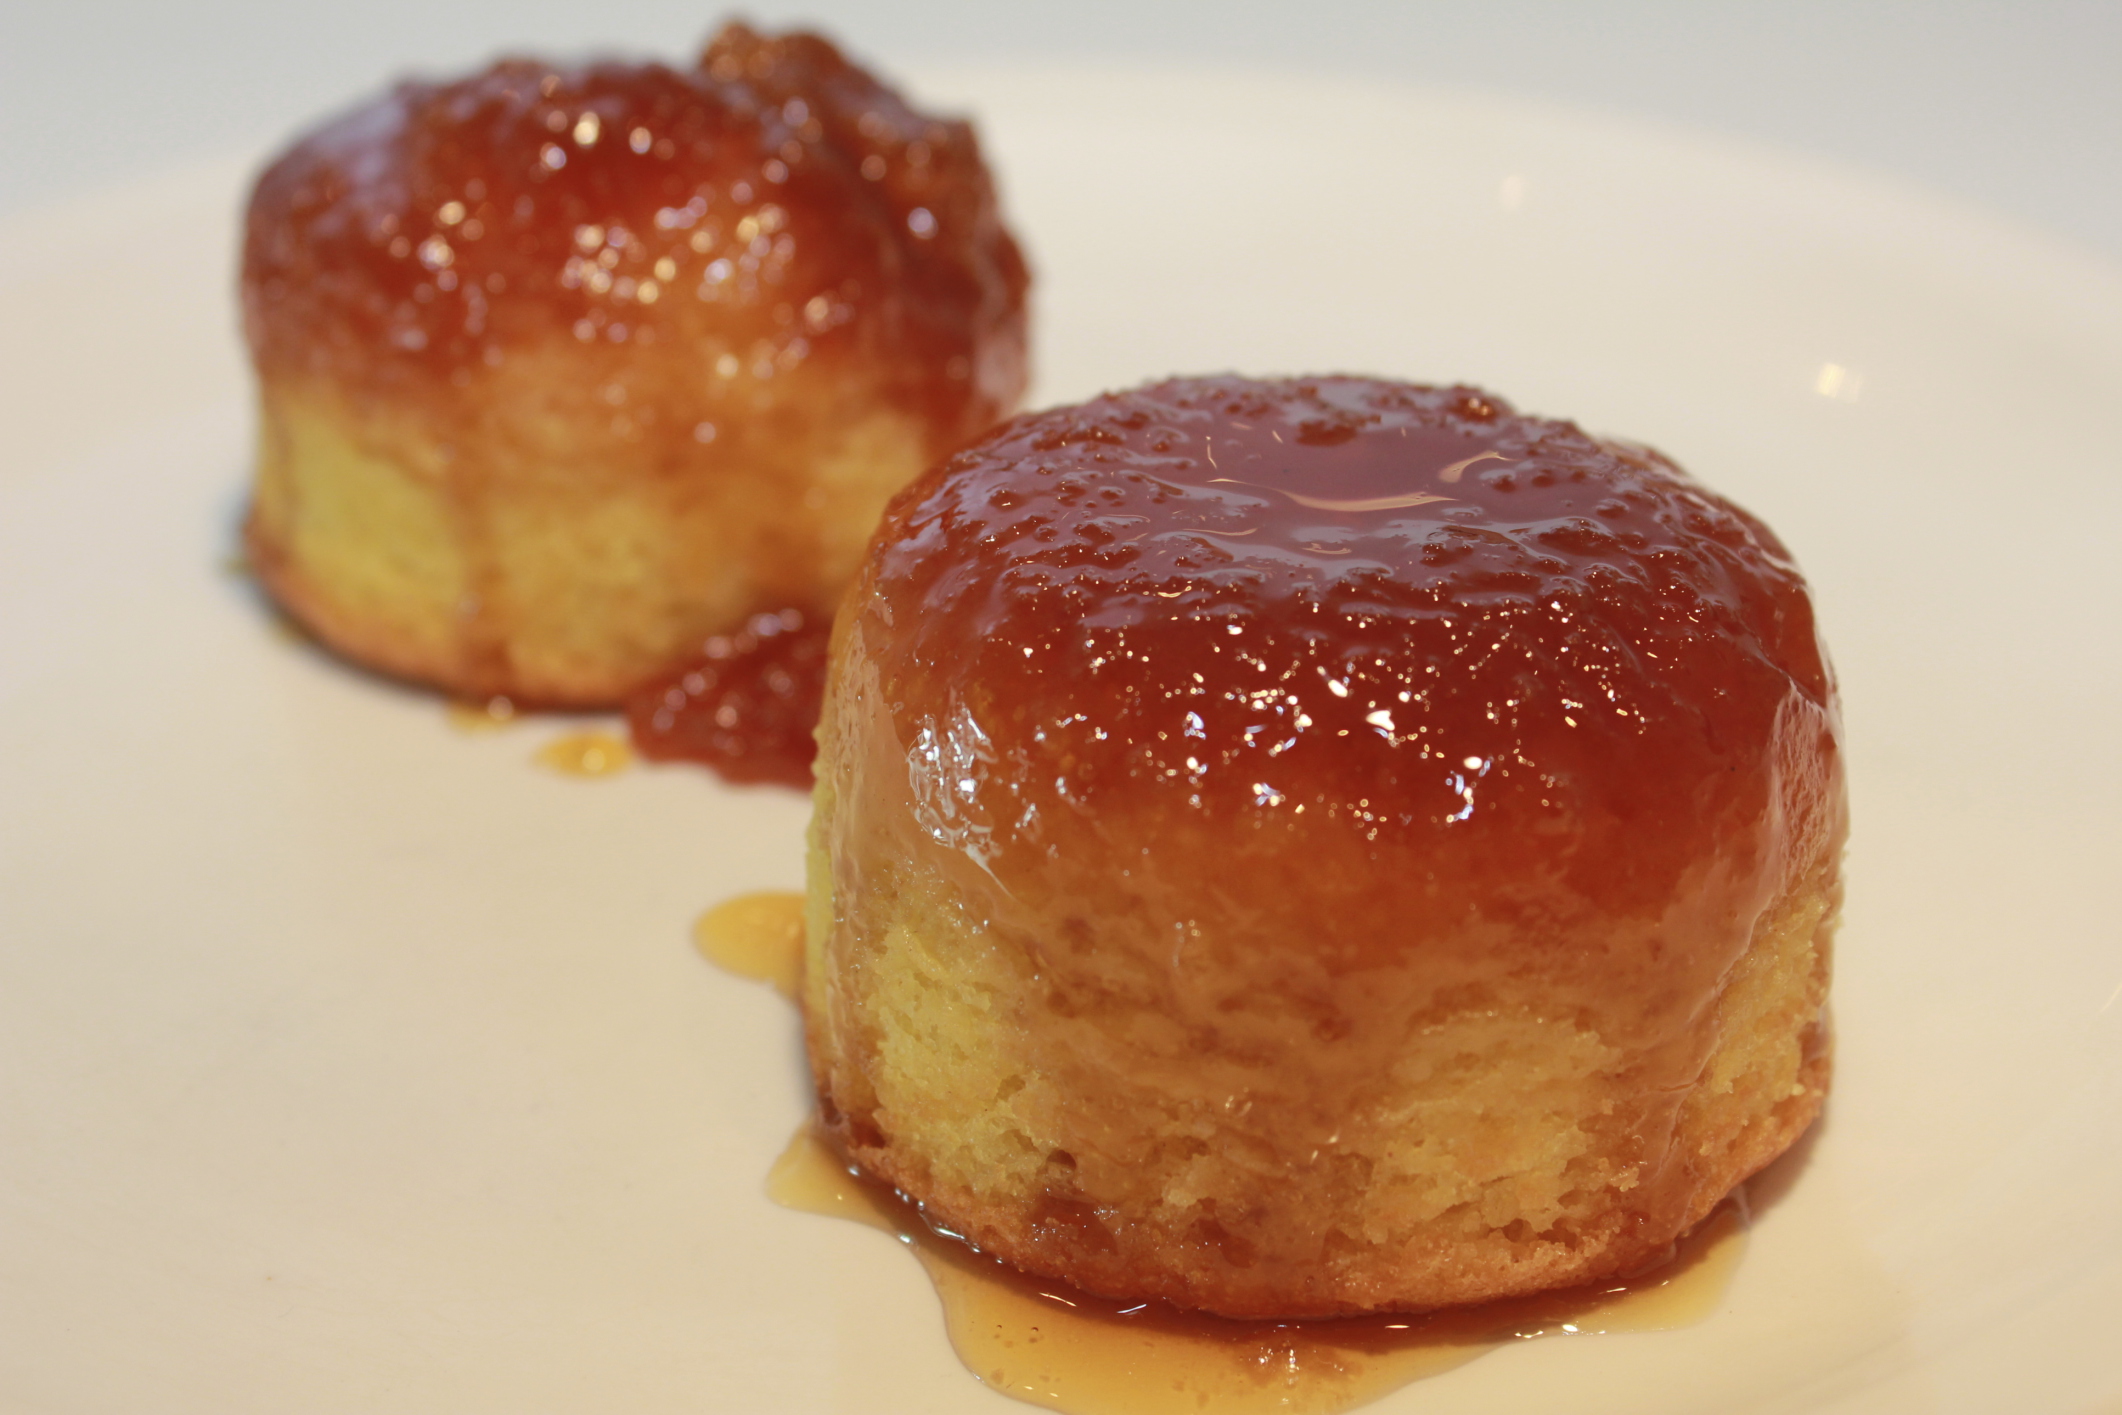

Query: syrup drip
<box><xmin>714</xmin><ymin>892</ymin><xmax>1750</xmax><ymax>1415</ymax></box>
<box><xmin>693</xmin><ymin>892</ymin><xmax>805</xmax><ymax>998</ymax></box>
<box><xmin>446</xmin><ymin>696</ymin><xmax>519</xmax><ymax>733</ymax></box>
<box><xmin>534</xmin><ymin>730</ymin><xmax>633</xmax><ymax>776</ymax></box>
<box><xmin>771</xmin><ymin>1129</ymin><xmax>1746</xmax><ymax>1415</ymax></box>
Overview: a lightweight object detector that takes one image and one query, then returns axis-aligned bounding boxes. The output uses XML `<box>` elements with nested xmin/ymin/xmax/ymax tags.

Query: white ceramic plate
<box><xmin>2</xmin><ymin>64</ymin><xmax>2118</xmax><ymax>1415</ymax></box>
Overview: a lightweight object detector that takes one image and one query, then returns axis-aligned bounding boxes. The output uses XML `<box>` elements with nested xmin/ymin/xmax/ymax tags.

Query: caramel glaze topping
<box><xmin>628</xmin><ymin>607</ymin><xmax>829</xmax><ymax>787</ymax></box>
<box><xmin>853</xmin><ymin>375</ymin><xmax>1838</xmax><ymax>945</ymax></box>
<box><xmin>243</xmin><ymin>24</ymin><xmax>1027</xmax><ymax>425</ymax></box>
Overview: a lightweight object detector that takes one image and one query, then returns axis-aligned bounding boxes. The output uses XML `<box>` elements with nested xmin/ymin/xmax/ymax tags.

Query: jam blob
<box><xmin>627</xmin><ymin>608</ymin><xmax>829</xmax><ymax>788</ymax></box>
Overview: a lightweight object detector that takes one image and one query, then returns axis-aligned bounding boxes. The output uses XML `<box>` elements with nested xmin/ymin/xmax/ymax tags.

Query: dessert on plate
<box><xmin>241</xmin><ymin>23</ymin><xmax>1028</xmax><ymax>706</ymax></box>
<box><xmin>803</xmin><ymin>375</ymin><xmax>1843</xmax><ymax>1318</ymax></box>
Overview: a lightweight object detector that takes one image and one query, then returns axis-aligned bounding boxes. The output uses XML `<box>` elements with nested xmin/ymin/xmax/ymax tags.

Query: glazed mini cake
<box><xmin>804</xmin><ymin>376</ymin><xmax>1844</xmax><ymax>1319</ymax></box>
<box><xmin>242</xmin><ymin>24</ymin><xmax>1028</xmax><ymax>706</ymax></box>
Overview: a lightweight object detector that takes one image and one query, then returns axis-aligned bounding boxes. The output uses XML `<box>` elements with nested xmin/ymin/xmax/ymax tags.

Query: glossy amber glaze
<box><xmin>812</xmin><ymin>376</ymin><xmax>1843</xmax><ymax>1314</ymax></box>
<box><xmin>628</xmin><ymin>607</ymin><xmax>829</xmax><ymax>787</ymax></box>
<box><xmin>243</xmin><ymin>25</ymin><xmax>1026</xmax><ymax>431</ymax></box>
<box><xmin>853</xmin><ymin>377</ymin><xmax>1834</xmax><ymax>925</ymax></box>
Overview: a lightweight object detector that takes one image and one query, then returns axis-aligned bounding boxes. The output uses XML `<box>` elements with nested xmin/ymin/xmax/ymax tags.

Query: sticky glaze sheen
<box><xmin>849</xmin><ymin>376</ymin><xmax>1838</xmax><ymax>940</ymax></box>
<box><xmin>242</xmin><ymin>24</ymin><xmax>1027</xmax><ymax>438</ymax></box>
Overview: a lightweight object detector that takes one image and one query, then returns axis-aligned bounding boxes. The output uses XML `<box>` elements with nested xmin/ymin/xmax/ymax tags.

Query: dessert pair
<box><xmin>241</xmin><ymin>25</ymin><xmax>1842</xmax><ymax>1319</ymax></box>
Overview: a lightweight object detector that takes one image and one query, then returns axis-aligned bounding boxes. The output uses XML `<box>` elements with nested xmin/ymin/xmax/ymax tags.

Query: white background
<box><xmin>2</xmin><ymin>6</ymin><xmax>2120</xmax><ymax>1413</ymax></box>
<box><xmin>3</xmin><ymin>1</ymin><xmax>2120</xmax><ymax>263</ymax></box>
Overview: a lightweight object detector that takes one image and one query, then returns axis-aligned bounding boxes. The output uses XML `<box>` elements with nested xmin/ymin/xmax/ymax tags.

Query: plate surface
<box><xmin>2</xmin><ymin>64</ymin><xmax>2119</xmax><ymax>1415</ymax></box>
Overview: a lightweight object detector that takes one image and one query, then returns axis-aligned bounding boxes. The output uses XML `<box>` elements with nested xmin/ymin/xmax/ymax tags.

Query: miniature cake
<box><xmin>803</xmin><ymin>375</ymin><xmax>1843</xmax><ymax>1318</ymax></box>
<box><xmin>241</xmin><ymin>24</ymin><xmax>1028</xmax><ymax>704</ymax></box>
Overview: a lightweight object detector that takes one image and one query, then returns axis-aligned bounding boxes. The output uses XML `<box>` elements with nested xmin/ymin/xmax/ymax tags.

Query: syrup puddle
<box><xmin>445</xmin><ymin>695</ymin><xmax>519</xmax><ymax>732</ymax></box>
<box><xmin>710</xmin><ymin>891</ymin><xmax>1749</xmax><ymax>1415</ymax></box>
<box><xmin>693</xmin><ymin>891</ymin><xmax>804</xmax><ymax>999</ymax></box>
<box><xmin>533</xmin><ymin>729</ymin><xmax>633</xmax><ymax>776</ymax></box>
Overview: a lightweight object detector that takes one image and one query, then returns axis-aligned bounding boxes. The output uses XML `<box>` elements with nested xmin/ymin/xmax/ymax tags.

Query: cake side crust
<box><xmin>246</xmin><ymin>373</ymin><xmax>936</xmax><ymax>705</ymax></box>
<box><xmin>803</xmin><ymin>784</ymin><xmax>1835</xmax><ymax>1319</ymax></box>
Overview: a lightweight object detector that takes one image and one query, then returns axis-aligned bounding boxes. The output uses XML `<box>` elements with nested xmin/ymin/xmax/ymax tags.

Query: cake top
<box><xmin>242</xmin><ymin>24</ymin><xmax>1027</xmax><ymax>429</ymax></box>
<box><xmin>850</xmin><ymin>375</ymin><xmax>1838</xmax><ymax>922</ymax></box>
